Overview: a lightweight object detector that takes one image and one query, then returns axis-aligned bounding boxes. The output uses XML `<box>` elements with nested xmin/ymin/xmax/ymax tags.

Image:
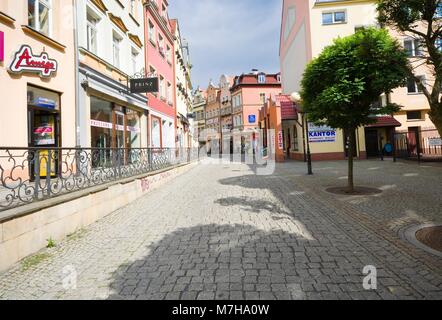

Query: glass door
<box><xmin>115</xmin><ymin>109</ymin><xmax>126</xmax><ymax>165</ymax></box>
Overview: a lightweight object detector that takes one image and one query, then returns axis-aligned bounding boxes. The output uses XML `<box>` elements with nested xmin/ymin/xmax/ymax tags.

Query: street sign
<box><xmin>248</xmin><ymin>115</ymin><xmax>256</xmax><ymax>123</ymax></box>
<box><xmin>130</xmin><ymin>77</ymin><xmax>159</xmax><ymax>93</ymax></box>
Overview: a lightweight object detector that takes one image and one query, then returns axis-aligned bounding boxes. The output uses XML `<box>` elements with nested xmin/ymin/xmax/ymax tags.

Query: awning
<box><xmin>276</xmin><ymin>95</ymin><xmax>298</xmax><ymax>120</ymax></box>
<box><xmin>366</xmin><ymin>116</ymin><xmax>401</xmax><ymax>128</ymax></box>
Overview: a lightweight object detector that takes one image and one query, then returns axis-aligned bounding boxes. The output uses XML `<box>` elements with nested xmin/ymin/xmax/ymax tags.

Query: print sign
<box><xmin>9</xmin><ymin>45</ymin><xmax>58</xmax><ymax>77</ymax></box>
<box><xmin>308</xmin><ymin>123</ymin><xmax>337</xmax><ymax>143</ymax></box>
<box><xmin>130</xmin><ymin>77</ymin><xmax>159</xmax><ymax>93</ymax></box>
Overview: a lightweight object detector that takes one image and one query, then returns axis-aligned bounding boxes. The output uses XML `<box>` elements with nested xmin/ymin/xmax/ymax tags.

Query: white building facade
<box><xmin>171</xmin><ymin>19</ymin><xmax>193</xmax><ymax>149</ymax></box>
<box><xmin>75</xmin><ymin>0</ymin><xmax>149</xmax><ymax>150</ymax></box>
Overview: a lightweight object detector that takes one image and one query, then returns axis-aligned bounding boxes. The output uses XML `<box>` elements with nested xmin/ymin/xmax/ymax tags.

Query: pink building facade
<box><xmin>230</xmin><ymin>72</ymin><xmax>282</xmax><ymax>132</ymax></box>
<box><xmin>144</xmin><ymin>0</ymin><xmax>176</xmax><ymax>148</ymax></box>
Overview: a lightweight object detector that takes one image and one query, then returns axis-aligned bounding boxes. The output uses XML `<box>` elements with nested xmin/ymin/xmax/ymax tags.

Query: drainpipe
<box><xmin>73</xmin><ymin>0</ymin><xmax>81</xmax><ymax>148</ymax></box>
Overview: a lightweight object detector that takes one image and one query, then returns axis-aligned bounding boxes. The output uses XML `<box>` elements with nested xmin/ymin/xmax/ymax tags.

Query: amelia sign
<box><xmin>9</xmin><ymin>45</ymin><xmax>58</xmax><ymax>77</ymax></box>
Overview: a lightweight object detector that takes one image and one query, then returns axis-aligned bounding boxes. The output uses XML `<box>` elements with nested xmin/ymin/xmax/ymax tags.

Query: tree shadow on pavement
<box><xmin>214</xmin><ymin>196</ymin><xmax>290</xmax><ymax>215</ymax></box>
<box><xmin>107</xmin><ymin>224</ymin><xmax>312</xmax><ymax>300</ymax></box>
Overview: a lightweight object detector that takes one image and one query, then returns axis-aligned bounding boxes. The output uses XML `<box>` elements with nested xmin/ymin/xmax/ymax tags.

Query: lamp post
<box><xmin>291</xmin><ymin>92</ymin><xmax>313</xmax><ymax>175</ymax></box>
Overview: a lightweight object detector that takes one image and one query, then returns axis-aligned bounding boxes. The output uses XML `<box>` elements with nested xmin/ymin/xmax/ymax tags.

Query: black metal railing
<box><xmin>395</xmin><ymin>129</ymin><xmax>442</xmax><ymax>162</ymax></box>
<box><xmin>0</xmin><ymin>147</ymin><xmax>199</xmax><ymax>212</ymax></box>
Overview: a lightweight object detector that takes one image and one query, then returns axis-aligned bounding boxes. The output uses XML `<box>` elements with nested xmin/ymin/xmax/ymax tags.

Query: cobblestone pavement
<box><xmin>0</xmin><ymin>159</ymin><xmax>441</xmax><ymax>300</ymax></box>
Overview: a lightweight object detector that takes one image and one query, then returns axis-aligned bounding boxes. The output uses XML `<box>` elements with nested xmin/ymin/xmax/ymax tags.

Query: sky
<box><xmin>169</xmin><ymin>0</ymin><xmax>283</xmax><ymax>90</ymax></box>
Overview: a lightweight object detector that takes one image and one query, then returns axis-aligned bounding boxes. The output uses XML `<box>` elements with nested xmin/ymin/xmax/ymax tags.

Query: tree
<box><xmin>377</xmin><ymin>0</ymin><xmax>442</xmax><ymax>137</ymax></box>
<box><xmin>300</xmin><ymin>28</ymin><xmax>409</xmax><ymax>192</ymax></box>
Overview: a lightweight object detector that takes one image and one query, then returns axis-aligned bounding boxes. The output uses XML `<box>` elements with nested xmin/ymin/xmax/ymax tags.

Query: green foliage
<box><xmin>21</xmin><ymin>253</ymin><xmax>51</xmax><ymax>271</ymax></box>
<box><xmin>301</xmin><ymin>27</ymin><xmax>409</xmax><ymax>130</ymax></box>
<box><xmin>377</xmin><ymin>0</ymin><xmax>440</xmax><ymax>32</ymax></box>
<box><xmin>46</xmin><ymin>237</ymin><xmax>56</xmax><ymax>248</ymax></box>
<box><xmin>377</xmin><ymin>0</ymin><xmax>442</xmax><ymax>136</ymax></box>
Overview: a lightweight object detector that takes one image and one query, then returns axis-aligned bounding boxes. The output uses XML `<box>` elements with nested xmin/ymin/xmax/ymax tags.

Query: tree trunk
<box><xmin>347</xmin><ymin>128</ymin><xmax>355</xmax><ymax>193</ymax></box>
<box><xmin>428</xmin><ymin>106</ymin><xmax>442</xmax><ymax>138</ymax></box>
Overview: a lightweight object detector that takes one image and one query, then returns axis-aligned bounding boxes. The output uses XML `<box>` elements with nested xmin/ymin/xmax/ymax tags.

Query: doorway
<box><xmin>27</xmin><ymin>86</ymin><xmax>61</xmax><ymax>179</ymax></box>
<box><xmin>365</xmin><ymin>129</ymin><xmax>379</xmax><ymax>157</ymax></box>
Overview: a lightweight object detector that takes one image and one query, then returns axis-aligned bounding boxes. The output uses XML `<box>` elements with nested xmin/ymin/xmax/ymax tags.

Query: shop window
<box><xmin>126</xmin><ymin>109</ymin><xmax>141</xmax><ymax>150</ymax></box>
<box><xmin>293</xmin><ymin>126</ymin><xmax>299</xmax><ymax>151</ymax></box>
<box><xmin>407</xmin><ymin>111</ymin><xmax>422</xmax><ymax>120</ymax></box>
<box><xmin>28</xmin><ymin>0</ymin><xmax>52</xmax><ymax>36</ymax></box>
<box><xmin>90</xmin><ymin>97</ymin><xmax>113</xmax><ymax>167</ymax></box>
<box><xmin>27</xmin><ymin>85</ymin><xmax>60</xmax><ymax>148</ymax></box>
<box><xmin>151</xmin><ymin>117</ymin><xmax>162</xmax><ymax>148</ymax></box>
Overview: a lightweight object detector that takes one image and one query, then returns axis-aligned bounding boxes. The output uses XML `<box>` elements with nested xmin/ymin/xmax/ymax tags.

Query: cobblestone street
<box><xmin>0</xmin><ymin>159</ymin><xmax>441</xmax><ymax>300</ymax></box>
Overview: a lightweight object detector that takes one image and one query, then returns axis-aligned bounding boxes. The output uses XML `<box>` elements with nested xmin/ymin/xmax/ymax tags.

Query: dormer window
<box><xmin>258</xmin><ymin>74</ymin><xmax>266</xmax><ymax>84</ymax></box>
<box><xmin>277</xmin><ymin>74</ymin><xmax>281</xmax><ymax>82</ymax></box>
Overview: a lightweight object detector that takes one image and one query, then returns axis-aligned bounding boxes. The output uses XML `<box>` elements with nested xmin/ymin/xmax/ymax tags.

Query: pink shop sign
<box><xmin>0</xmin><ymin>31</ymin><xmax>4</xmax><ymax>62</ymax></box>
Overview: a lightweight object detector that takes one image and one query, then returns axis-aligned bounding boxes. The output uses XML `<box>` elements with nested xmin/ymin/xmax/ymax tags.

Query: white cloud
<box><xmin>169</xmin><ymin>0</ymin><xmax>282</xmax><ymax>88</ymax></box>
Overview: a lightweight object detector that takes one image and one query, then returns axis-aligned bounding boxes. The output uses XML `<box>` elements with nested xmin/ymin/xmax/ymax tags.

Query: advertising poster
<box><xmin>34</xmin><ymin>115</ymin><xmax>55</xmax><ymax>146</ymax></box>
<box><xmin>308</xmin><ymin>123</ymin><xmax>337</xmax><ymax>143</ymax></box>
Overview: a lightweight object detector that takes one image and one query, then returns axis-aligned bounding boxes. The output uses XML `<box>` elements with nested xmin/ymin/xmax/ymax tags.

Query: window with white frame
<box><xmin>148</xmin><ymin>20</ymin><xmax>156</xmax><ymax>44</ymax></box>
<box><xmin>404</xmin><ymin>39</ymin><xmax>422</xmax><ymax>57</ymax></box>
<box><xmin>166</xmin><ymin>45</ymin><xmax>172</xmax><ymax>63</ymax></box>
<box><xmin>260</xmin><ymin>93</ymin><xmax>266</xmax><ymax>104</ymax></box>
<box><xmin>161</xmin><ymin>3</ymin><xmax>167</xmax><ymax>20</ymax></box>
<box><xmin>407</xmin><ymin>76</ymin><xmax>425</xmax><ymax>94</ymax></box>
<box><xmin>322</xmin><ymin>11</ymin><xmax>346</xmax><ymax>25</ymax></box>
<box><xmin>112</xmin><ymin>32</ymin><xmax>122</xmax><ymax>68</ymax></box>
<box><xmin>436</xmin><ymin>3</ymin><xmax>442</xmax><ymax>18</ymax></box>
<box><xmin>167</xmin><ymin>82</ymin><xmax>172</xmax><ymax>104</ymax></box>
<box><xmin>28</xmin><ymin>0</ymin><xmax>52</xmax><ymax>36</ymax></box>
<box><xmin>131</xmin><ymin>48</ymin><xmax>139</xmax><ymax>75</ymax></box>
<box><xmin>159</xmin><ymin>76</ymin><xmax>165</xmax><ymax>99</ymax></box>
<box><xmin>86</xmin><ymin>9</ymin><xmax>99</xmax><ymax>54</ymax></box>
<box><xmin>130</xmin><ymin>0</ymin><xmax>136</xmax><ymax>17</ymax></box>
<box><xmin>158</xmin><ymin>34</ymin><xmax>165</xmax><ymax>56</ymax></box>
<box><xmin>258</xmin><ymin>74</ymin><xmax>266</xmax><ymax>84</ymax></box>
<box><xmin>437</xmin><ymin>38</ymin><xmax>442</xmax><ymax>51</ymax></box>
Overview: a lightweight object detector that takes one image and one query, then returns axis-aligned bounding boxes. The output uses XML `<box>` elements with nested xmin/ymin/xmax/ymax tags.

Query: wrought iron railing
<box><xmin>395</xmin><ymin>129</ymin><xmax>442</xmax><ymax>161</ymax></box>
<box><xmin>0</xmin><ymin>147</ymin><xmax>199</xmax><ymax>212</ymax></box>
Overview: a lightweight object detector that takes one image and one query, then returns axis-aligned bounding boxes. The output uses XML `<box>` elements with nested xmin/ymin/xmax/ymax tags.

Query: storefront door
<box><xmin>365</xmin><ymin>129</ymin><xmax>379</xmax><ymax>157</ymax></box>
<box><xmin>27</xmin><ymin>86</ymin><xmax>60</xmax><ymax>179</ymax></box>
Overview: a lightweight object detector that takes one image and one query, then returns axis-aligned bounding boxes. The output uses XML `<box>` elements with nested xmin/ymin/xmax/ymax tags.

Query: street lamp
<box><xmin>290</xmin><ymin>92</ymin><xmax>313</xmax><ymax>175</ymax></box>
